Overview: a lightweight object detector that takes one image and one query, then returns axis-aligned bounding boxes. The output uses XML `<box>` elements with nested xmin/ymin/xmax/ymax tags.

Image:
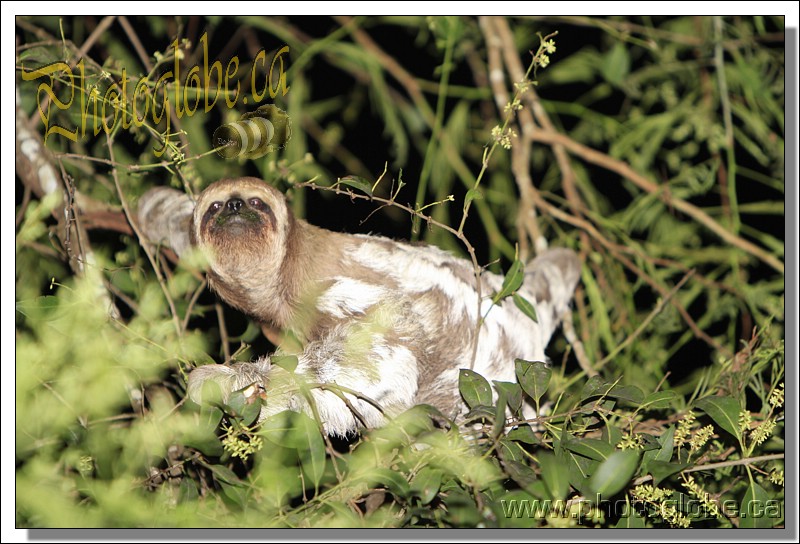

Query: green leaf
<box><xmin>638</xmin><ymin>434</ymin><xmax>661</xmax><ymax>452</ymax></box>
<box><xmin>515</xmin><ymin>359</ymin><xmax>551</xmax><ymax>403</ymax></box>
<box><xmin>195</xmin><ymin>459</ymin><xmax>246</xmax><ymax>486</ymax></box>
<box><xmin>240</xmin><ymin>399</ymin><xmax>262</xmax><ymax>427</ymax></box>
<box><xmin>218</xmin><ymin>481</ymin><xmax>250</xmax><ymax>508</ymax></box>
<box><xmin>641</xmin><ymin>390</ymin><xmax>679</xmax><ymax>409</ymax></box>
<box><xmin>183</xmin><ymin>406</ymin><xmax>225</xmax><ymax>458</ymax></box>
<box><xmin>609</xmin><ymin>385</ymin><xmax>645</xmax><ymax>405</ymax></box>
<box><xmin>581</xmin><ymin>375</ymin><xmax>607</xmax><ymax>400</ymax></box>
<box><xmin>565</xmin><ymin>453</ymin><xmax>596</xmax><ymax>497</ymax></box>
<box><xmin>184</xmin><ymin>437</ymin><xmax>224</xmax><ymax>458</ymax></box>
<box><xmin>552</xmin><ymin>422</ymin><xmax>566</xmax><ymax>458</ymax></box>
<box><xmin>493</xmin><ymin>387</ymin><xmax>509</xmax><ymax>438</ymax></box>
<box><xmin>587</xmin><ymin>450</ymin><xmax>640</xmax><ymax>499</ymax></box>
<box><xmin>653</xmin><ymin>426</ymin><xmax>675</xmax><ymax>462</ymax></box>
<box><xmin>19</xmin><ymin>46</ymin><xmax>64</xmax><ymax>66</ymax></box>
<box><xmin>695</xmin><ymin>396</ymin><xmax>742</xmax><ymax>440</ymax></box>
<box><xmin>178</xmin><ymin>478</ymin><xmax>200</xmax><ymax>503</ymax></box>
<box><xmin>740</xmin><ymin>480</ymin><xmax>774</xmax><ymax>528</ymax></box>
<box><xmin>506</xmin><ymin>424</ymin><xmax>539</xmax><ymax>445</ymax></box>
<box><xmin>410</xmin><ymin>467</ymin><xmax>442</xmax><ymax>505</ymax></box>
<box><xmin>260</xmin><ymin>410</ymin><xmax>326</xmax><ymax>491</ymax></box>
<box><xmin>601</xmin><ymin>42</ymin><xmax>631</xmax><ymax>87</ymax></box>
<box><xmin>493</xmin><ymin>381</ymin><xmax>523</xmax><ymax>416</ymax></box>
<box><xmin>196</xmin><ymin>377</ymin><xmax>226</xmax><ymax>407</ymax></box>
<box><xmin>459</xmin><ymin>369</ymin><xmax>493</xmax><ymax>409</ymax></box>
<box><xmin>581</xmin><ymin>270</ymin><xmax>615</xmax><ymax>353</ymax></box>
<box><xmin>337</xmin><ymin>175</ymin><xmax>373</xmax><ymax>196</ymax></box>
<box><xmin>601</xmin><ymin>425</ymin><xmax>623</xmax><ymax>450</ymax></box>
<box><xmin>496</xmin><ymin>259</ymin><xmax>525</xmax><ymax>301</ymax></box>
<box><xmin>364</xmin><ymin>468</ymin><xmax>410</xmax><ymax>499</ymax></box>
<box><xmin>502</xmin><ymin>460</ymin><xmax>539</xmax><ymax>496</ymax></box>
<box><xmin>512</xmin><ymin>293</ymin><xmax>538</xmax><ymax>323</ymax></box>
<box><xmin>538</xmin><ymin>452</ymin><xmax>570</xmax><ymax>501</ymax></box>
<box><xmin>643</xmin><ymin>426</ymin><xmax>675</xmax><ymax>471</ymax></box>
<box><xmin>259</xmin><ymin>410</ymin><xmax>294</xmax><ymax>446</ymax></box>
<box><xmin>498</xmin><ymin>437</ymin><xmax>526</xmax><ymax>464</ymax></box>
<box><xmin>441</xmin><ymin>487</ymin><xmax>482</xmax><ymax>527</ymax></box>
<box><xmin>461</xmin><ymin>405</ymin><xmax>495</xmax><ymax>424</ymax></box>
<box><xmin>614</xmin><ymin>507</ymin><xmax>647</xmax><ymax>528</ymax></box>
<box><xmin>563</xmin><ymin>438</ymin><xmax>616</xmax><ymax>462</ymax></box>
<box><xmin>648</xmin><ymin>460</ymin><xmax>689</xmax><ymax>486</ymax></box>
<box><xmin>291</xmin><ymin>413</ymin><xmax>326</xmax><ymax>490</ymax></box>
<box><xmin>580</xmin><ymin>398</ymin><xmax>615</xmax><ymax>418</ymax></box>
<box><xmin>465</xmin><ymin>188</ymin><xmax>483</xmax><ymax>204</ymax></box>
<box><xmin>271</xmin><ymin>354</ymin><xmax>298</xmax><ymax>373</ymax></box>
<box><xmin>580</xmin><ymin>378</ymin><xmax>644</xmax><ymax>405</ymax></box>
<box><xmin>14</xmin><ymin>296</ymin><xmax>61</xmax><ymax>320</ymax></box>
<box><xmin>390</xmin><ymin>404</ymin><xmax>443</xmax><ymax>436</ymax></box>
<box><xmin>494</xmin><ymin>489</ymin><xmax>541</xmax><ymax>528</ymax></box>
<box><xmin>199</xmin><ymin>405</ymin><xmax>224</xmax><ymax>431</ymax></box>
<box><xmin>226</xmin><ymin>390</ymin><xmax>248</xmax><ymax>417</ymax></box>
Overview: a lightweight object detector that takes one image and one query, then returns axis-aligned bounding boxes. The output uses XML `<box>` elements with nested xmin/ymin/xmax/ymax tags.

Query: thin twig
<box><xmin>118</xmin><ymin>16</ymin><xmax>153</xmax><ymax>73</ymax></box>
<box><xmin>301</xmin><ymin>116</ymin><xmax>372</xmax><ymax>180</ymax></box>
<box><xmin>560</xmin><ymin>309</ymin><xmax>595</xmax><ymax>377</ymax></box>
<box><xmin>333</xmin><ymin>16</ymin><xmax>431</xmax><ymax>120</ymax></box>
<box><xmin>17</xmin><ymin>240</ymin><xmax>62</xmax><ymax>261</ymax></box>
<box><xmin>479</xmin><ymin>16</ymin><xmax>543</xmax><ymax>260</ymax></box>
<box><xmin>307</xmin><ymin>383</ymin><xmax>386</xmax><ymax>417</ymax></box>
<box><xmin>331</xmin><ymin>16</ymin><xmax>514</xmax><ymax>259</ymax></box>
<box><xmin>181</xmin><ymin>279</ymin><xmax>208</xmax><ymax>334</ymax></box>
<box><xmin>313</xmin><ymin>385</ymin><xmax>372</xmax><ymax>429</ymax></box>
<box><xmin>15</xmin><ymin>182</ymin><xmax>32</xmax><ymax>228</ymax></box>
<box><xmin>527</xmin><ymin>129</ymin><xmax>784</xmax><ymax>274</ymax></box>
<box><xmin>16</xmin><ymin>81</ymin><xmax>122</xmax><ymax>318</ymax></box>
<box><xmin>104</xmin><ymin>278</ymin><xmax>140</xmax><ymax>314</ymax></box>
<box><xmin>34</xmin><ymin>16</ymin><xmax>116</xmax><ymax>116</ymax></box>
<box><xmin>529</xmin><ymin>190</ymin><xmax>732</xmax><ymax>358</ymax></box>
<box><xmin>216</xmin><ymin>302</ymin><xmax>231</xmax><ymax>362</ymax></box>
<box><xmin>594</xmin><ymin>270</ymin><xmax>695</xmax><ymax>372</ymax></box>
<box><xmin>632</xmin><ymin>452</ymin><xmax>785</xmax><ymax>487</ymax></box>
<box><xmin>493</xmin><ymin>18</ymin><xmax>585</xmax><ymax>224</ymax></box>
<box><xmin>105</xmin><ymin>133</ymin><xmax>182</xmax><ymax>336</ymax></box>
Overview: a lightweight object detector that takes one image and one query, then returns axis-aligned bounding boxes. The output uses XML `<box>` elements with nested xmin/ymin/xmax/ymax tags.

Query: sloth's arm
<box><xmin>137</xmin><ymin>187</ymin><xmax>195</xmax><ymax>257</ymax></box>
<box><xmin>187</xmin><ymin>319</ymin><xmax>419</xmax><ymax>436</ymax></box>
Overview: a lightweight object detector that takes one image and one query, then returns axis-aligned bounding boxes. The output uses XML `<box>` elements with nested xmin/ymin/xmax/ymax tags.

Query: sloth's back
<box><xmin>312</xmin><ymin>234</ymin><xmax>580</xmax><ymax>416</ymax></box>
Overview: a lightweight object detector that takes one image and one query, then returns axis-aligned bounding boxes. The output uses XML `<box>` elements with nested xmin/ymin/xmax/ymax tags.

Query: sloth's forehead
<box><xmin>204</xmin><ymin>189</ymin><xmax>265</xmax><ymax>201</ymax></box>
<box><xmin>200</xmin><ymin>180</ymin><xmax>280</xmax><ymax>205</ymax></box>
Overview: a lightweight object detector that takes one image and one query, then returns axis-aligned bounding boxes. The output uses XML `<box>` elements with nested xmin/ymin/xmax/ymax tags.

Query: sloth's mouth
<box><xmin>216</xmin><ymin>209</ymin><xmax>261</xmax><ymax>227</ymax></box>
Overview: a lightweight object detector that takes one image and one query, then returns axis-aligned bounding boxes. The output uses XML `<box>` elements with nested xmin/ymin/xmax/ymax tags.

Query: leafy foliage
<box><xmin>15</xmin><ymin>15</ymin><xmax>785</xmax><ymax>529</ymax></box>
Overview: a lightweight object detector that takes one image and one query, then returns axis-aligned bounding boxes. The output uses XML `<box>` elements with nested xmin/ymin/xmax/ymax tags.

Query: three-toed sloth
<box><xmin>138</xmin><ymin>177</ymin><xmax>581</xmax><ymax>435</ymax></box>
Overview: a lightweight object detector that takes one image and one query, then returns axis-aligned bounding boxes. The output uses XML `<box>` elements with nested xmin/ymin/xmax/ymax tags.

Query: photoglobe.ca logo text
<box><xmin>20</xmin><ymin>32</ymin><xmax>289</xmax><ymax>157</ymax></box>
<box><xmin>500</xmin><ymin>496</ymin><xmax>783</xmax><ymax>522</ymax></box>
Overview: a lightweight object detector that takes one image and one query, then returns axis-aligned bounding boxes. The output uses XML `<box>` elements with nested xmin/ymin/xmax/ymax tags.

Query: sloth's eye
<box><xmin>249</xmin><ymin>198</ymin><xmax>267</xmax><ymax>210</ymax></box>
<box><xmin>209</xmin><ymin>201</ymin><xmax>223</xmax><ymax>212</ymax></box>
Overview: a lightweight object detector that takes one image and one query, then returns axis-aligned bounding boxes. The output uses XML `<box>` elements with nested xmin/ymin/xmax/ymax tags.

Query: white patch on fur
<box><xmin>349</xmin><ymin>236</ymin><xmax>557</xmax><ymax>379</ymax></box>
<box><xmin>290</xmin><ymin>337</ymin><xmax>419</xmax><ymax>436</ymax></box>
<box><xmin>349</xmin><ymin>238</ymin><xmax>579</xmax><ymax>409</ymax></box>
<box><xmin>367</xmin><ymin>343</ymin><xmax>419</xmax><ymax>410</ymax></box>
<box><xmin>316</xmin><ymin>277</ymin><xmax>387</xmax><ymax>318</ymax></box>
<box><xmin>349</xmin><ymin>237</ymin><xmax>494</xmax><ymax>324</ymax></box>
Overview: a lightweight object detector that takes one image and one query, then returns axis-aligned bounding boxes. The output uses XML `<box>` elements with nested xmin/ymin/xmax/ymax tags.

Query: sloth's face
<box><xmin>192</xmin><ymin>177</ymin><xmax>290</xmax><ymax>273</ymax></box>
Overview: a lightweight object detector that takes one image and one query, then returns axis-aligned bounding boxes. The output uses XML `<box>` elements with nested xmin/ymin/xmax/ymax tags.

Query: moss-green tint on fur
<box><xmin>216</xmin><ymin>210</ymin><xmax>261</xmax><ymax>226</ymax></box>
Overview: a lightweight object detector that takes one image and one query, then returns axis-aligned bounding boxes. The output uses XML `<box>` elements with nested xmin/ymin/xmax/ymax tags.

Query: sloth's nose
<box><xmin>226</xmin><ymin>198</ymin><xmax>244</xmax><ymax>213</ymax></box>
